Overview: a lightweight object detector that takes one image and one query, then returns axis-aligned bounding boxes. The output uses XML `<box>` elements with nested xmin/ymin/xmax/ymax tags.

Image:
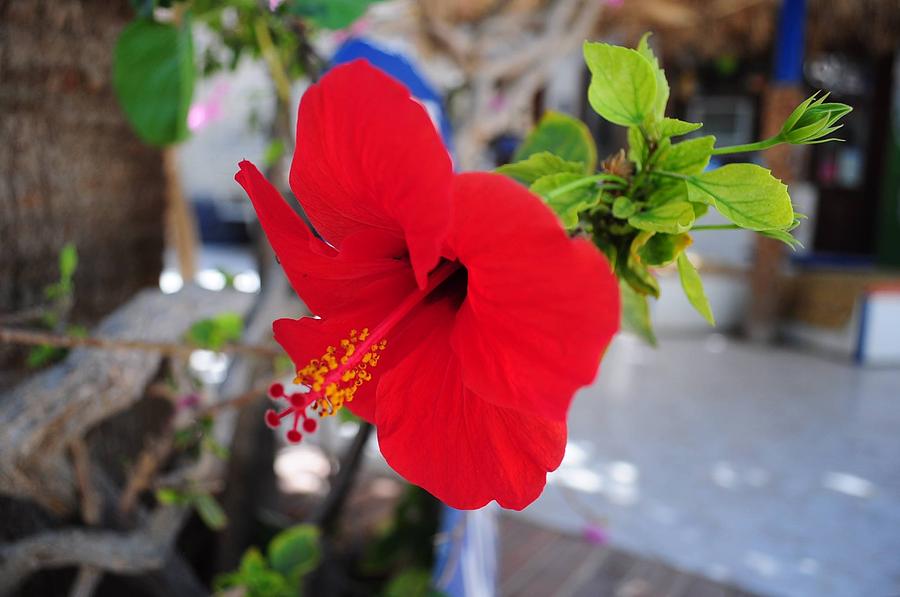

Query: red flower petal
<box><xmin>447</xmin><ymin>173</ymin><xmax>620</xmax><ymax>422</ymax></box>
<box><xmin>375</xmin><ymin>300</ymin><xmax>567</xmax><ymax>510</ymax></box>
<box><xmin>236</xmin><ymin>160</ymin><xmax>415</xmax><ymax>318</ymax></box>
<box><xmin>291</xmin><ymin>60</ymin><xmax>453</xmax><ymax>288</ymax></box>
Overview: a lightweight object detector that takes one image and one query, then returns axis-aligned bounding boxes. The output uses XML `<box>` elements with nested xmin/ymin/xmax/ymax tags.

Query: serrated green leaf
<box><xmin>656</xmin><ymin>135</ymin><xmax>716</xmax><ymax>175</ymax></box>
<box><xmin>619</xmin><ymin>281</ymin><xmax>657</xmax><ymax>345</ymax></box>
<box><xmin>627</xmin><ymin>127</ymin><xmax>648</xmax><ymax>168</ymax></box>
<box><xmin>637</xmin><ymin>232</ymin><xmax>692</xmax><ymax>266</ymax></box>
<box><xmin>193</xmin><ymin>492</ymin><xmax>227</xmax><ymax>531</ymax></box>
<box><xmin>685</xmin><ymin>164</ymin><xmax>793</xmax><ymax>231</ymax></box>
<box><xmin>628</xmin><ymin>201</ymin><xmax>695</xmax><ymax>234</ymax></box>
<box><xmin>268</xmin><ymin>525</ymin><xmax>321</xmax><ymax>580</ymax></box>
<box><xmin>497</xmin><ymin>152</ymin><xmax>584</xmax><ymax>185</ymax></box>
<box><xmin>677</xmin><ymin>253</ymin><xmax>715</xmax><ymax>325</ymax></box>
<box><xmin>530</xmin><ymin>173</ymin><xmax>600</xmax><ymax>229</ymax></box>
<box><xmin>759</xmin><ymin>228</ymin><xmax>803</xmax><ymax>249</ymax></box>
<box><xmin>636</xmin><ymin>33</ymin><xmax>669</xmax><ymax>120</ymax></box>
<box><xmin>584</xmin><ymin>42</ymin><xmax>657</xmax><ymax>126</ymax></box>
<box><xmin>655</xmin><ymin>118</ymin><xmax>702</xmax><ymax>138</ymax></box>
<box><xmin>514</xmin><ymin>111</ymin><xmax>597</xmax><ymax>172</ymax></box>
<box><xmin>612</xmin><ymin>196</ymin><xmax>636</xmax><ymax>219</ymax></box>
<box><xmin>186</xmin><ymin>312</ymin><xmax>244</xmax><ymax>351</ymax></box>
<box><xmin>113</xmin><ymin>18</ymin><xmax>195</xmax><ymax>146</ymax></box>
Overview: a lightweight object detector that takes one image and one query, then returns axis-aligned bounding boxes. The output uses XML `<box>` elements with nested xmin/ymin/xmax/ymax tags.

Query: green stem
<box><xmin>710</xmin><ymin>135</ymin><xmax>783</xmax><ymax>156</ymax></box>
<box><xmin>691</xmin><ymin>224</ymin><xmax>740</xmax><ymax>231</ymax></box>
<box><xmin>546</xmin><ymin>174</ymin><xmax>627</xmax><ymax>199</ymax></box>
<box><xmin>255</xmin><ymin>18</ymin><xmax>293</xmax><ymax>109</ymax></box>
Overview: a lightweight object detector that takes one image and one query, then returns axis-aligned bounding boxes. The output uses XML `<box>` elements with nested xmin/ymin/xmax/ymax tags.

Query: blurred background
<box><xmin>1</xmin><ymin>1</ymin><xmax>899</xmax><ymax>596</ymax></box>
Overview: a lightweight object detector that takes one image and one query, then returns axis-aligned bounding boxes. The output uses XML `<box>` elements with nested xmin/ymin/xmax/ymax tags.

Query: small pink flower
<box><xmin>188</xmin><ymin>81</ymin><xmax>229</xmax><ymax>132</ymax></box>
<box><xmin>269</xmin><ymin>0</ymin><xmax>284</xmax><ymax>11</ymax></box>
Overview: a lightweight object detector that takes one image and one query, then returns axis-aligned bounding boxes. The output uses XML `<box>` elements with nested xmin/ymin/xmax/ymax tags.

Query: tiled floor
<box><xmin>499</xmin><ymin>516</ymin><xmax>759</xmax><ymax>597</ymax></box>
<box><xmin>514</xmin><ymin>333</ymin><xmax>900</xmax><ymax>597</ymax></box>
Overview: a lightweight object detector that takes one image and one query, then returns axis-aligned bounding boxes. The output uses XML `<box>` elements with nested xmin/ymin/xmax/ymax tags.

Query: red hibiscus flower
<box><xmin>235</xmin><ymin>60</ymin><xmax>619</xmax><ymax>510</ymax></box>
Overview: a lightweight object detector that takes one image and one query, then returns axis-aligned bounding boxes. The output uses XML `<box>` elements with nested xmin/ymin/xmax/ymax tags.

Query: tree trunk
<box><xmin>0</xmin><ymin>0</ymin><xmax>166</xmax><ymax>322</ymax></box>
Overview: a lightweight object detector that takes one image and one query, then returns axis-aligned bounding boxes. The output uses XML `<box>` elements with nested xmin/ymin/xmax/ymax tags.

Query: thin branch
<box><xmin>70</xmin><ymin>439</ymin><xmax>102</xmax><ymax>526</ymax></box>
<box><xmin>69</xmin><ymin>567</ymin><xmax>102</xmax><ymax>597</ymax></box>
<box><xmin>313</xmin><ymin>422</ymin><xmax>373</xmax><ymax>535</ymax></box>
<box><xmin>0</xmin><ymin>326</ymin><xmax>282</xmax><ymax>358</ymax></box>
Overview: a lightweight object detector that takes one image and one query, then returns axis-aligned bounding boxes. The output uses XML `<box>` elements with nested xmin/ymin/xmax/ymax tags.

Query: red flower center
<box><xmin>265</xmin><ymin>260</ymin><xmax>462</xmax><ymax>443</ymax></box>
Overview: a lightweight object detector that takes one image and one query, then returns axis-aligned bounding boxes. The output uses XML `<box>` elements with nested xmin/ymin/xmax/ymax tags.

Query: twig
<box><xmin>0</xmin><ymin>506</ymin><xmax>187</xmax><ymax>595</ymax></box>
<box><xmin>118</xmin><ymin>435</ymin><xmax>175</xmax><ymax>518</ymax></box>
<box><xmin>70</xmin><ymin>439</ymin><xmax>102</xmax><ymax>526</ymax></box>
<box><xmin>69</xmin><ymin>567</ymin><xmax>102</xmax><ymax>597</ymax></box>
<box><xmin>0</xmin><ymin>326</ymin><xmax>282</xmax><ymax>358</ymax></box>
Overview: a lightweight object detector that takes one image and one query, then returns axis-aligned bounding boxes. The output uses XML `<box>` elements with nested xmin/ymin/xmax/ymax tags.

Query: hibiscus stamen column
<box><xmin>265</xmin><ymin>260</ymin><xmax>460</xmax><ymax>443</ymax></box>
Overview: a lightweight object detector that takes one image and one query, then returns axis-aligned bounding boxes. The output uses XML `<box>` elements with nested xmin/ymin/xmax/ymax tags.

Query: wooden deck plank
<box><xmin>499</xmin><ymin>515</ymin><xmax>759</xmax><ymax>597</ymax></box>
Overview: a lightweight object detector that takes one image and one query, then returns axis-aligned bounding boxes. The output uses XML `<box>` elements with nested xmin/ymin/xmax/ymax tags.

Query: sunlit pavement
<box><xmin>517</xmin><ymin>333</ymin><xmax>900</xmax><ymax>597</ymax></box>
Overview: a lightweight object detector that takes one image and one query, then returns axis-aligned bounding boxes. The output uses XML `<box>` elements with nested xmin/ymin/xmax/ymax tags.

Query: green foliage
<box><xmin>628</xmin><ymin>201</ymin><xmax>695</xmax><ymax>234</ymax></box>
<box><xmin>113</xmin><ymin>18</ymin><xmax>195</xmax><ymax>146</ymax></box>
<box><xmin>156</xmin><ymin>487</ymin><xmax>228</xmax><ymax>531</ymax></box>
<box><xmin>215</xmin><ymin>525</ymin><xmax>322</xmax><ymax>597</ymax></box>
<box><xmin>676</xmin><ymin>253</ymin><xmax>715</xmax><ymax>325</ymax></box>
<box><xmin>185</xmin><ymin>312</ymin><xmax>244</xmax><ymax>351</ymax></box>
<box><xmin>498</xmin><ymin>32</ymin><xmax>845</xmax><ymax>342</ymax></box>
<box><xmin>685</xmin><ymin>164</ymin><xmax>793</xmax><ymax>231</ymax></box>
<box><xmin>655</xmin><ymin>136</ymin><xmax>716</xmax><ymax>175</ymax></box>
<box><xmin>496</xmin><ymin>152</ymin><xmax>584</xmax><ymax>185</ymax></box>
<box><xmin>44</xmin><ymin>243</ymin><xmax>78</xmax><ymax>301</ymax></box>
<box><xmin>363</xmin><ymin>486</ymin><xmax>441</xmax><ymax>575</ymax></box>
<box><xmin>286</xmin><ymin>0</ymin><xmax>385</xmax><ymax>30</ymax></box>
<box><xmin>583</xmin><ymin>42</ymin><xmax>657</xmax><ymax>126</ymax></box>
<box><xmin>619</xmin><ymin>282</ymin><xmax>656</xmax><ymax>346</ymax></box>
<box><xmin>635</xmin><ymin>33</ymin><xmax>669</xmax><ymax>121</ymax></box>
<box><xmin>268</xmin><ymin>525</ymin><xmax>321</xmax><ymax>580</ymax></box>
<box><xmin>512</xmin><ymin>111</ymin><xmax>597</xmax><ymax>172</ymax></box>
<box><xmin>383</xmin><ymin>568</ymin><xmax>446</xmax><ymax>597</ymax></box>
<box><xmin>530</xmin><ymin>173</ymin><xmax>601</xmax><ymax>229</ymax></box>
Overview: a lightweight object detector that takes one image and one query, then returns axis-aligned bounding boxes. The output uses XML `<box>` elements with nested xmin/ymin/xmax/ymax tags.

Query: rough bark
<box><xmin>0</xmin><ymin>286</ymin><xmax>253</xmax><ymax>514</ymax></box>
<box><xmin>0</xmin><ymin>0</ymin><xmax>166</xmax><ymax>321</ymax></box>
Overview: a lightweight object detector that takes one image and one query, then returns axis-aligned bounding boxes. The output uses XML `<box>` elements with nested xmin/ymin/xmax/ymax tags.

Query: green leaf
<box><xmin>288</xmin><ymin>0</ymin><xmax>382</xmax><ymax>30</ymax></box>
<box><xmin>584</xmin><ymin>42</ymin><xmax>657</xmax><ymax>127</ymax></box>
<box><xmin>384</xmin><ymin>568</ymin><xmax>444</xmax><ymax>597</ymax></box>
<box><xmin>268</xmin><ymin>524</ymin><xmax>321</xmax><ymax>579</ymax></box>
<box><xmin>612</xmin><ymin>196</ymin><xmax>636</xmax><ymax>219</ymax></box>
<box><xmin>214</xmin><ymin>548</ymin><xmax>292</xmax><ymax>597</ymax></box>
<box><xmin>636</xmin><ymin>33</ymin><xmax>669</xmax><ymax>120</ymax></box>
<box><xmin>655</xmin><ymin>118</ymin><xmax>702</xmax><ymax>139</ymax></box>
<box><xmin>59</xmin><ymin>243</ymin><xmax>78</xmax><ymax>282</ymax></box>
<box><xmin>637</xmin><ymin>232</ymin><xmax>692</xmax><ymax>266</ymax></box>
<box><xmin>113</xmin><ymin>18</ymin><xmax>195</xmax><ymax>146</ymax></box>
<box><xmin>514</xmin><ymin>111</ymin><xmax>597</xmax><ymax>172</ymax></box>
<box><xmin>628</xmin><ymin>201</ymin><xmax>695</xmax><ymax>234</ymax></box>
<box><xmin>497</xmin><ymin>152</ymin><xmax>584</xmax><ymax>185</ymax></box>
<box><xmin>676</xmin><ymin>253</ymin><xmax>715</xmax><ymax>325</ymax></box>
<box><xmin>26</xmin><ymin>345</ymin><xmax>66</xmax><ymax>369</ymax></box>
<box><xmin>627</xmin><ymin>127</ymin><xmax>648</xmax><ymax>169</ymax></box>
<box><xmin>155</xmin><ymin>487</ymin><xmax>191</xmax><ymax>506</ymax></box>
<box><xmin>193</xmin><ymin>492</ymin><xmax>227</xmax><ymax>531</ymax></box>
<box><xmin>530</xmin><ymin>173</ymin><xmax>600</xmax><ymax>229</ymax></box>
<box><xmin>186</xmin><ymin>312</ymin><xmax>244</xmax><ymax>351</ymax></box>
<box><xmin>618</xmin><ymin>247</ymin><xmax>660</xmax><ymax>298</ymax></box>
<box><xmin>685</xmin><ymin>164</ymin><xmax>793</xmax><ymax>231</ymax></box>
<box><xmin>619</xmin><ymin>281</ymin><xmax>657</xmax><ymax>345</ymax></box>
<box><xmin>759</xmin><ymin>228</ymin><xmax>803</xmax><ymax>249</ymax></box>
<box><xmin>656</xmin><ymin>135</ymin><xmax>716</xmax><ymax>175</ymax></box>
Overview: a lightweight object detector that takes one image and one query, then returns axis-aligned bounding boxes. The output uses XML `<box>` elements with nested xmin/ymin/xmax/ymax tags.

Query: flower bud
<box><xmin>780</xmin><ymin>92</ymin><xmax>852</xmax><ymax>145</ymax></box>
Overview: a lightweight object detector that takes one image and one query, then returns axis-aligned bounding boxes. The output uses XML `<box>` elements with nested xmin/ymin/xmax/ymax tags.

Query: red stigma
<box><xmin>268</xmin><ymin>383</ymin><xmax>285</xmax><ymax>399</ymax></box>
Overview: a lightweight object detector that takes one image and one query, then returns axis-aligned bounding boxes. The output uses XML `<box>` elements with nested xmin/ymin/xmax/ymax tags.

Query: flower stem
<box><xmin>546</xmin><ymin>174</ymin><xmax>628</xmax><ymax>199</ymax></box>
<box><xmin>254</xmin><ymin>18</ymin><xmax>293</xmax><ymax>109</ymax></box>
<box><xmin>710</xmin><ymin>135</ymin><xmax>783</xmax><ymax>156</ymax></box>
